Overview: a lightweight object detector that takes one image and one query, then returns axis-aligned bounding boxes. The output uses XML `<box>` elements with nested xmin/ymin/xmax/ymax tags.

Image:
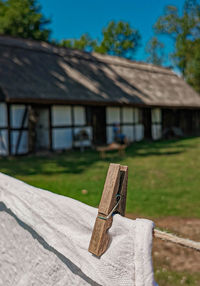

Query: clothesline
<box><xmin>154</xmin><ymin>228</ymin><xmax>200</xmax><ymax>252</ymax></box>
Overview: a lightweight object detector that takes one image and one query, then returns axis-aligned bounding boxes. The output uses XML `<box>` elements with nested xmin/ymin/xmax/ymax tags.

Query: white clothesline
<box><xmin>154</xmin><ymin>228</ymin><xmax>200</xmax><ymax>252</ymax></box>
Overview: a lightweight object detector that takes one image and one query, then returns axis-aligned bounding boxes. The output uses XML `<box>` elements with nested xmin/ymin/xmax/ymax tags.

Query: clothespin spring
<box><xmin>98</xmin><ymin>195</ymin><xmax>121</xmax><ymax>220</ymax></box>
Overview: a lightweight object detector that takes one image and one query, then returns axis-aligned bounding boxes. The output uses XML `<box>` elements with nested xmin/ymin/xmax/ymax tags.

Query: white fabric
<box><xmin>0</xmin><ymin>172</ymin><xmax>157</xmax><ymax>286</ymax></box>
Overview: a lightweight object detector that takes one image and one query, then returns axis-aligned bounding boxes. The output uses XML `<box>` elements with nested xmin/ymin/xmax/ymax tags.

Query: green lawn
<box><xmin>0</xmin><ymin>136</ymin><xmax>200</xmax><ymax>218</ymax></box>
<box><xmin>154</xmin><ymin>269</ymin><xmax>200</xmax><ymax>286</ymax></box>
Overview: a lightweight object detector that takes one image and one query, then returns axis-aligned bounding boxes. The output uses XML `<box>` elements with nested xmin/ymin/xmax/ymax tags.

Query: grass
<box><xmin>0</xmin><ymin>137</ymin><xmax>200</xmax><ymax>285</ymax></box>
<box><xmin>0</xmin><ymin>137</ymin><xmax>200</xmax><ymax>218</ymax></box>
<box><xmin>154</xmin><ymin>268</ymin><xmax>200</xmax><ymax>286</ymax></box>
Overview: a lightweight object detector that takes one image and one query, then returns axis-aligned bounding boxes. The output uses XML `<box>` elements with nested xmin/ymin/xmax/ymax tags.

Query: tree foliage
<box><xmin>145</xmin><ymin>37</ymin><xmax>165</xmax><ymax>66</ymax></box>
<box><xmin>185</xmin><ymin>39</ymin><xmax>200</xmax><ymax>92</ymax></box>
<box><xmin>0</xmin><ymin>2</ymin><xmax>140</xmax><ymax>60</ymax></box>
<box><xmin>59</xmin><ymin>21</ymin><xmax>141</xmax><ymax>59</ymax></box>
<box><xmin>154</xmin><ymin>0</ymin><xmax>200</xmax><ymax>92</ymax></box>
<box><xmin>0</xmin><ymin>0</ymin><xmax>51</xmax><ymax>41</ymax></box>
<box><xmin>58</xmin><ymin>34</ymin><xmax>97</xmax><ymax>52</ymax></box>
<box><xmin>94</xmin><ymin>21</ymin><xmax>141</xmax><ymax>58</ymax></box>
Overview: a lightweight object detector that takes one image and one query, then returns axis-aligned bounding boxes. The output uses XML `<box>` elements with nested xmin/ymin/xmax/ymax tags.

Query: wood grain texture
<box><xmin>98</xmin><ymin>163</ymin><xmax>120</xmax><ymax>215</ymax></box>
<box><xmin>117</xmin><ymin>165</ymin><xmax>128</xmax><ymax>216</ymax></box>
<box><xmin>88</xmin><ymin>163</ymin><xmax>128</xmax><ymax>257</ymax></box>
<box><xmin>88</xmin><ymin>217</ymin><xmax>112</xmax><ymax>257</ymax></box>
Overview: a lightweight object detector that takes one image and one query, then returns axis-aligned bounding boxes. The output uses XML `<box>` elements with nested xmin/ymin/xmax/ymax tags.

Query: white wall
<box><xmin>10</xmin><ymin>104</ymin><xmax>28</xmax><ymax>154</ymax></box>
<box><xmin>10</xmin><ymin>104</ymin><xmax>28</xmax><ymax>128</ymax></box>
<box><xmin>11</xmin><ymin>131</ymin><xmax>28</xmax><ymax>155</ymax></box>
<box><xmin>152</xmin><ymin>108</ymin><xmax>161</xmax><ymax>123</ymax></box>
<box><xmin>74</xmin><ymin>106</ymin><xmax>86</xmax><ymax>125</ymax></box>
<box><xmin>152</xmin><ymin>125</ymin><xmax>162</xmax><ymax>140</ymax></box>
<box><xmin>74</xmin><ymin>126</ymin><xmax>92</xmax><ymax>147</ymax></box>
<box><xmin>122</xmin><ymin>125</ymin><xmax>134</xmax><ymax>141</ymax></box>
<box><xmin>52</xmin><ymin>128</ymin><xmax>72</xmax><ymax>150</ymax></box>
<box><xmin>106</xmin><ymin>126</ymin><xmax>114</xmax><ymax>144</ymax></box>
<box><xmin>106</xmin><ymin>106</ymin><xmax>144</xmax><ymax>143</ymax></box>
<box><xmin>51</xmin><ymin>105</ymin><xmax>89</xmax><ymax>150</ymax></box>
<box><xmin>135</xmin><ymin>124</ymin><xmax>144</xmax><ymax>141</ymax></box>
<box><xmin>122</xmin><ymin>107</ymin><xmax>133</xmax><ymax>123</ymax></box>
<box><xmin>52</xmin><ymin>105</ymin><xmax>71</xmax><ymax>126</ymax></box>
<box><xmin>0</xmin><ymin>130</ymin><xmax>8</xmax><ymax>156</ymax></box>
<box><xmin>133</xmin><ymin>108</ymin><xmax>140</xmax><ymax>123</ymax></box>
<box><xmin>106</xmin><ymin>107</ymin><xmax>120</xmax><ymax>124</ymax></box>
<box><xmin>151</xmin><ymin>108</ymin><xmax>162</xmax><ymax>140</ymax></box>
<box><xmin>0</xmin><ymin>103</ymin><xmax>7</xmax><ymax>127</ymax></box>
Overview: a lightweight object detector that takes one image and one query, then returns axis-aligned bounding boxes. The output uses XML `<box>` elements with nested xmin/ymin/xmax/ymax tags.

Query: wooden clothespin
<box><xmin>88</xmin><ymin>163</ymin><xmax>128</xmax><ymax>257</ymax></box>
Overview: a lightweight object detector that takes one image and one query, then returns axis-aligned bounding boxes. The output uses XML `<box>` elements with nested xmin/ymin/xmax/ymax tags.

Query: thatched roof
<box><xmin>0</xmin><ymin>35</ymin><xmax>200</xmax><ymax>108</ymax></box>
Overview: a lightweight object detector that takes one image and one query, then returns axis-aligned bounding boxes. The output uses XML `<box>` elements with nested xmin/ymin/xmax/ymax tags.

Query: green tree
<box><xmin>58</xmin><ymin>21</ymin><xmax>141</xmax><ymax>59</ymax></box>
<box><xmin>185</xmin><ymin>39</ymin><xmax>200</xmax><ymax>92</ymax></box>
<box><xmin>145</xmin><ymin>37</ymin><xmax>165</xmax><ymax>65</ymax></box>
<box><xmin>154</xmin><ymin>0</ymin><xmax>200</xmax><ymax>74</ymax></box>
<box><xmin>59</xmin><ymin>34</ymin><xmax>97</xmax><ymax>52</ymax></box>
<box><xmin>154</xmin><ymin>0</ymin><xmax>200</xmax><ymax>92</ymax></box>
<box><xmin>95</xmin><ymin>21</ymin><xmax>141</xmax><ymax>58</ymax></box>
<box><xmin>0</xmin><ymin>0</ymin><xmax>51</xmax><ymax>41</ymax></box>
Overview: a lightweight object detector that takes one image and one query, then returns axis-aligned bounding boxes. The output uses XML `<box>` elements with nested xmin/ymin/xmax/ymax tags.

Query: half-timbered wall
<box><xmin>106</xmin><ymin>107</ymin><xmax>144</xmax><ymax>144</ymax></box>
<box><xmin>51</xmin><ymin>105</ymin><xmax>92</xmax><ymax>150</ymax></box>
<box><xmin>1</xmin><ymin>102</ymin><xmax>199</xmax><ymax>156</ymax></box>
<box><xmin>74</xmin><ymin>126</ymin><xmax>93</xmax><ymax>148</ymax></box>
<box><xmin>151</xmin><ymin>108</ymin><xmax>162</xmax><ymax>140</ymax></box>
<box><xmin>106</xmin><ymin>107</ymin><xmax>120</xmax><ymax>143</ymax></box>
<box><xmin>52</xmin><ymin>105</ymin><xmax>72</xmax><ymax>150</ymax></box>
<box><xmin>0</xmin><ymin>103</ymin><xmax>8</xmax><ymax>156</ymax></box>
<box><xmin>122</xmin><ymin>107</ymin><xmax>134</xmax><ymax>142</ymax></box>
<box><xmin>74</xmin><ymin>106</ymin><xmax>85</xmax><ymax>126</ymax></box>
<box><xmin>73</xmin><ymin>106</ymin><xmax>92</xmax><ymax>147</ymax></box>
<box><xmin>133</xmin><ymin>108</ymin><xmax>144</xmax><ymax>141</ymax></box>
<box><xmin>10</xmin><ymin>104</ymin><xmax>28</xmax><ymax>155</ymax></box>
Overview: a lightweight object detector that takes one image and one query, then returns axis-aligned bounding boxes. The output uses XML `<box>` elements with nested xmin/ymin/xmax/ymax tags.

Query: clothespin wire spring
<box><xmin>98</xmin><ymin>195</ymin><xmax>121</xmax><ymax>220</ymax></box>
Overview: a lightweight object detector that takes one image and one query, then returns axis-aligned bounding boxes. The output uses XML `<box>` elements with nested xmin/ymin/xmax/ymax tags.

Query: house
<box><xmin>0</xmin><ymin>35</ymin><xmax>200</xmax><ymax>156</ymax></box>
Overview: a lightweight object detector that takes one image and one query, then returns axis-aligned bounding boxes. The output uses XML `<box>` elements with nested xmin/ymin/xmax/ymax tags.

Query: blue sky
<box><xmin>39</xmin><ymin>0</ymin><xmax>185</xmax><ymax>66</ymax></box>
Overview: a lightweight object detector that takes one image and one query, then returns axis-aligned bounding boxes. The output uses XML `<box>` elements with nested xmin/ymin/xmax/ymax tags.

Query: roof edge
<box><xmin>5</xmin><ymin>97</ymin><xmax>200</xmax><ymax>109</ymax></box>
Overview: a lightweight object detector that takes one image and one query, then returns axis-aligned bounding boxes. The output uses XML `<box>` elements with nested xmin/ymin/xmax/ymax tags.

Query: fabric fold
<box><xmin>0</xmin><ymin>172</ymin><xmax>157</xmax><ymax>286</ymax></box>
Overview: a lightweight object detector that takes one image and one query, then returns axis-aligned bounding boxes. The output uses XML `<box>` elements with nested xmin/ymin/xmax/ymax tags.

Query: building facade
<box><xmin>0</xmin><ymin>36</ymin><xmax>200</xmax><ymax>156</ymax></box>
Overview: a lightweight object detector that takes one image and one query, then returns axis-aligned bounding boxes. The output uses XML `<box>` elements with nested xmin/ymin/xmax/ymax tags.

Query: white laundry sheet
<box><xmin>0</xmin><ymin>172</ymin><xmax>157</xmax><ymax>286</ymax></box>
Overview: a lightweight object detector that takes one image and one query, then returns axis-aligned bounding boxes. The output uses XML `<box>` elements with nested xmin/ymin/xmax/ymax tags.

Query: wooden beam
<box><xmin>7</xmin><ymin>103</ymin><xmax>11</xmax><ymax>156</ymax></box>
<box><xmin>48</xmin><ymin>106</ymin><xmax>53</xmax><ymax>151</ymax></box>
<box><xmin>15</xmin><ymin>106</ymin><xmax>28</xmax><ymax>155</ymax></box>
<box><xmin>71</xmin><ymin>105</ymin><xmax>75</xmax><ymax>148</ymax></box>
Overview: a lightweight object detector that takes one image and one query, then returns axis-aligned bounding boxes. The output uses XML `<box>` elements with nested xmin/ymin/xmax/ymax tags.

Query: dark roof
<box><xmin>0</xmin><ymin>35</ymin><xmax>200</xmax><ymax>108</ymax></box>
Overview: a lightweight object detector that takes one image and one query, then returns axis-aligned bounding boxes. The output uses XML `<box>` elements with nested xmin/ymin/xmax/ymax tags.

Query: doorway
<box><xmin>91</xmin><ymin>106</ymin><xmax>106</xmax><ymax>145</ymax></box>
<box><xmin>143</xmin><ymin>108</ymin><xmax>152</xmax><ymax>139</ymax></box>
<box><xmin>28</xmin><ymin>106</ymin><xmax>50</xmax><ymax>152</ymax></box>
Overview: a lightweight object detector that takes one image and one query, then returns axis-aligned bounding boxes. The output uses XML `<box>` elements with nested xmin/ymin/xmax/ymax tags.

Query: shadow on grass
<box><xmin>0</xmin><ymin>137</ymin><xmax>198</xmax><ymax>177</ymax></box>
